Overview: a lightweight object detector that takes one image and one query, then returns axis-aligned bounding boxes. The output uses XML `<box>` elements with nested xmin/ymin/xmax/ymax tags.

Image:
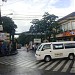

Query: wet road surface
<box><xmin>0</xmin><ymin>47</ymin><xmax>75</xmax><ymax>75</ymax></box>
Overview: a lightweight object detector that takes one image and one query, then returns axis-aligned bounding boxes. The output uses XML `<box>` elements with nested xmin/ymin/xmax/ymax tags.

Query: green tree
<box><xmin>17</xmin><ymin>33</ymin><xmax>26</xmax><ymax>46</ymax></box>
<box><xmin>30</xmin><ymin>12</ymin><xmax>62</xmax><ymax>42</ymax></box>
<box><xmin>30</xmin><ymin>19</ymin><xmax>40</xmax><ymax>33</ymax></box>
<box><xmin>0</xmin><ymin>16</ymin><xmax>18</xmax><ymax>53</ymax></box>
<box><xmin>17</xmin><ymin>32</ymin><xmax>34</xmax><ymax>46</ymax></box>
<box><xmin>2</xmin><ymin>16</ymin><xmax>17</xmax><ymax>33</ymax></box>
<box><xmin>18</xmin><ymin>12</ymin><xmax>62</xmax><ymax>44</ymax></box>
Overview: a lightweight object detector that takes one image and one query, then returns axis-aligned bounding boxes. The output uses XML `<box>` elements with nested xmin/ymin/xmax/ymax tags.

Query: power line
<box><xmin>3</xmin><ymin>0</ymin><xmax>24</xmax><ymax>6</ymax></box>
<box><xmin>2</xmin><ymin>13</ymin><xmax>63</xmax><ymax>17</ymax></box>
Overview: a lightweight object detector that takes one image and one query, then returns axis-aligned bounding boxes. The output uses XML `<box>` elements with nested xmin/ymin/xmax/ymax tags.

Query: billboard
<box><xmin>0</xmin><ymin>33</ymin><xmax>6</xmax><ymax>40</ymax></box>
<box><xmin>0</xmin><ymin>25</ymin><xmax>3</xmax><ymax>31</ymax></box>
<box><xmin>34</xmin><ymin>39</ymin><xmax>41</xmax><ymax>43</ymax></box>
<box><xmin>0</xmin><ymin>33</ymin><xmax>10</xmax><ymax>41</ymax></box>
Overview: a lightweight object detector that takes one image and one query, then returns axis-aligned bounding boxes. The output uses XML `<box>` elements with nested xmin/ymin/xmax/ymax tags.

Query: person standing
<box><xmin>1</xmin><ymin>41</ymin><xmax>7</xmax><ymax>56</ymax></box>
<box><xmin>26</xmin><ymin>44</ymin><xmax>29</xmax><ymax>52</ymax></box>
<box><xmin>0</xmin><ymin>41</ymin><xmax>2</xmax><ymax>56</ymax></box>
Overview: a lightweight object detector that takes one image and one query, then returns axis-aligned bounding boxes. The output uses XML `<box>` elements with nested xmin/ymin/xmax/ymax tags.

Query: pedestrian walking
<box><xmin>26</xmin><ymin>44</ymin><xmax>29</xmax><ymax>52</ymax></box>
<box><xmin>0</xmin><ymin>41</ymin><xmax>2</xmax><ymax>56</ymax></box>
<box><xmin>1</xmin><ymin>41</ymin><xmax>7</xmax><ymax>56</ymax></box>
<box><xmin>7</xmin><ymin>41</ymin><xmax>12</xmax><ymax>55</ymax></box>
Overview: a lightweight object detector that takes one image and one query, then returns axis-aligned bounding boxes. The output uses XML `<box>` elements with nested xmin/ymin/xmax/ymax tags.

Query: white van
<box><xmin>35</xmin><ymin>41</ymin><xmax>75</xmax><ymax>62</ymax></box>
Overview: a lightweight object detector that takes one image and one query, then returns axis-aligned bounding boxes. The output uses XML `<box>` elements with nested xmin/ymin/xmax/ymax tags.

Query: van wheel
<box><xmin>69</xmin><ymin>54</ymin><xmax>74</xmax><ymax>60</ymax></box>
<box><xmin>44</xmin><ymin>56</ymin><xmax>51</xmax><ymax>62</ymax></box>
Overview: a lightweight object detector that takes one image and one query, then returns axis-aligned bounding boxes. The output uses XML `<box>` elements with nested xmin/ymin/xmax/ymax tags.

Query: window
<box><xmin>72</xmin><ymin>22</ymin><xmax>75</xmax><ymax>30</ymax></box>
<box><xmin>68</xmin><ymin>22</ymin><xmax>72</xmax><ymax>30</ymax></box>
<box><xmin>64</xmin><ymin>24</ymin><xmax>68</xmax><ymax>31</ymax></box>
<box><xmin>43</xmin><ymin>44</ymin><xmax>51</xmax><ymax>50</ymax></box>
<box><xmin>61</xmin><ymin>25</ymin><xmax>65</xmax><ymax>31</ymax></box>
<box><xmin>53</xmin><ymin>44</ymin><xmax>64</xmax><ymax>49</ymax></box>
<box><xmin>64</xmin><ymin>43</ymin><xmax>75</xmax><ymax>49</ymax></box>
<box><xmin>62</xmin><ymin>22</ymin><xmax>72</xmax><ymax>31</ymax></box>
<box><xmin>37</xmin><ymin>44</ymin><xmax>42</xmax><ymax>51</ymax></box>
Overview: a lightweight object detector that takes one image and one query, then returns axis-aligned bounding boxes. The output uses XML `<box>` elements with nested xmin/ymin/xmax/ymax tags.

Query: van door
<box><xmin>52</xmin><ymin>43</ymin><xmax>64</xmax><ymax>59</ymax></box>
<box><xmin>40</xmin><ymin>44</ymin><xmax>52</xmax><ymax>59</ymax></box>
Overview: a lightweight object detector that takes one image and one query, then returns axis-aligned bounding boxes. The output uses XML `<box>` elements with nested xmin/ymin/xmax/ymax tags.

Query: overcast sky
<box><xmin>0</xmin><ymin>0</ymin><xmax>75</xmax><ymax>33</ymax></box>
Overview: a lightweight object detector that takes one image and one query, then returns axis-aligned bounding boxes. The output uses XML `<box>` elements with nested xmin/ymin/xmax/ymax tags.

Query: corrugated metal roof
<box><xmin>58</xmin><ymin>12</ymin><xmax>75</xmax><ymax>22</ymax></box>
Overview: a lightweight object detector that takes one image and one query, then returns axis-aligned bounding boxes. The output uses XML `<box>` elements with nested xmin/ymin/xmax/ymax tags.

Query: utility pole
<box><xmin>0</xmin><ymin>0</ymin><xmax>7</xmax><ymax>30</ymax></box>
<box><xmin>0</xmin><ymin>8</ymin><xmax>1</xmax><ymax>25</ymax></box>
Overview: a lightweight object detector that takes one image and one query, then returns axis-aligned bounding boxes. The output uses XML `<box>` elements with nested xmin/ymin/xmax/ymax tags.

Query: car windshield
<box><xmin>36</xmin><ymin>44</ymin><xmax>42</xmax><ymax>51</ymax></box>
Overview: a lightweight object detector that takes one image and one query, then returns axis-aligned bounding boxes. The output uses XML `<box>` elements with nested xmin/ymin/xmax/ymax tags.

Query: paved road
<box><xmin>0</xmin><ymin>47</ymin><xmax>75</xmax><ymax>75</ymax></box>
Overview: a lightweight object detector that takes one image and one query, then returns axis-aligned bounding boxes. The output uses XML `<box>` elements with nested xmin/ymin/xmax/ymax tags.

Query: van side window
<box><xmin>43</xmin><ymin>44</ymin><xmax>51</xmax><ymax>50</ymax></box>
<box><xmin>64</xmin><ymin>43</ymin><xmax>75</xmax><ymax>49</ymax></box>
<box><xmin>53</xmin><ymin>44</ymin><xmax>64</xmax><ymax>49</ymax></box>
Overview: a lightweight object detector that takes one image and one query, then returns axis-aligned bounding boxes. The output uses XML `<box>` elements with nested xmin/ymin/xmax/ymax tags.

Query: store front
<box><xmin>56</xmin><ymin>30</ymin><xmax>75</xmax><ymax>41</ymax></box>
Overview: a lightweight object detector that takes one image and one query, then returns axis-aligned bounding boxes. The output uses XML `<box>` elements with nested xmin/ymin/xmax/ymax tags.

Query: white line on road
<box><xmin>45</xmin><ymin>61</ymin><xmax>59</xmax><ymax>70</ymax></box>
<box><xmin>61</xmin><ymin>60</ymin><xmax>72</xmax><ymax>72</ymax></box>
<box><xmin>25</xmin><ymin>61</ymin><xmax>39</xmax><ymax>67</ymax></box>
<box><xmin>31</xmin><ymin>62</ymin><xmax>45</xmax><ymax>68</ymax></box>
<box><xmin>53</xmin><ymin>60</ymin><xmax>66</xmax><ymax>71</ymax></box>
<box><xmin>70</xmin><ymin>61</ymin><xmax>75</xmax><ymax>73</ymax></box>
<box><xmin>38</xmin><ymin>62</ymin><xmax>52</xmax><ymax>69</ymax></box>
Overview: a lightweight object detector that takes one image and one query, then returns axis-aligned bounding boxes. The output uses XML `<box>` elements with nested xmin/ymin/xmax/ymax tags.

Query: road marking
<box><xmin>45</xmin><ymin>61</ymin><xmax>59</xmax><ymax>70</ymax></box>
<box><xmin>70</xmin><ymin>61</ymin><xmax>75</xmax><ymax>73</ymax></box>
<box><xmin>53</xmin><ymin>60</ymin><xmax>66</xmax><ymax>71</ymax></box>
<box><xmin>25</xmin><ymin>61</ymin><xmax>39</xmax><ymax>67</ymax></box>
<box><xmin>0</xmin><ymin>59</ymin><xmax>31</xmax><ymax>66</ymax></box>
<box><xmin>61</xmin><ymin>60</ymin><xmax>72</xmax><ymax>72</ymax></box>
<box><xmin>0</xmin><ymin>57</ymin><xmax>29</xmax><ymax>64</ymax></box>
<box><xmin>15</xmin><ymin>60</ymin><xmax>32</xmax><ymax>66</ymax></box>
<box><xmin>38</xmin><ymin>62</ymin><xmax>52</xmax><ymax>69</ymax></box>
<box><xmin>16</xmin><ymin>60</ymin><xmax>36</xmax><ymax>67</ymax></box>
<box><xmin>31</xmin><ymin>62</ymin><xmax>45</xmax><ymax>68</ymax></box>
<box><xmin>0</xmin><ymin>55</ymin><xmax>75</xmax><ymax>74</ymax></box>
<box><xmin>0</xmin><ymin>61</ymin><xmax>13</xmax><ymax>65</ymax></box>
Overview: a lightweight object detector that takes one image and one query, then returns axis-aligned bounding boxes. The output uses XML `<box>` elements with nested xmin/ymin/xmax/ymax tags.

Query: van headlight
<box><xmin>36</xmin><ymin>54</ymin><xmax>40</xmax><ymax>56</ymax></box>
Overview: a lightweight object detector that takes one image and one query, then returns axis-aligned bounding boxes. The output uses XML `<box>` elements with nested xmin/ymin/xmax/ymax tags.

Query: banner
<box><xmin>0</xmin><ymin>33</ymin><xmax>10</xmax><ymax>41</ymax></box>
<box><xmin>0</xmin><ymin>33</ymin><xmax>6</xmax><ymax>40</ymax></box>
<box><xmin>0</xmin><ymin>25</ymin><xmax>3</xmax><ymax>31</ymax></box>
<box><xmin>34</xmin><ymin>39</ymin><xmax>41</xmax><ymax>43</ymax></box>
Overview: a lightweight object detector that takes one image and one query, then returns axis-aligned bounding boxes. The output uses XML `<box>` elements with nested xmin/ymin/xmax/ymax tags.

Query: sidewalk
<box><xmin>0</xmin><ymin>50</ymin><xmax>18</xmax><ymax>57</ymax></box>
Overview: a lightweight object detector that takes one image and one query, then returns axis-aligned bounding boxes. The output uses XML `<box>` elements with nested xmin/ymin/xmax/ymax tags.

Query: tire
<box><xmin>69</xmin><ymin>54</ymin><xmax>74</xmax><ymax>60</ymax></box>
<box><xmin>44</xmin><ymin>56</ymin><xmax>51</xmax><ymax>62</ymax></box>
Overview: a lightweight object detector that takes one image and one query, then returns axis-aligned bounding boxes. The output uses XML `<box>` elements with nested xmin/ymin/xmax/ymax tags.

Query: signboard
<box><xmin>0</xmin><ymin>25</ymin><xmax>3</xmax><ymax>31</ymax></box>
<box><xmin>0</xmin><ymin>33</ymin><xmax>6</xmax><ymax>40</ymax></box>
<box><xmin>63</xmin><ymin>30</ymin><xmax>75</xmax><ymax>36</ymax></box>
<box><xmin>0</xmin><ymin>33</ymin><xmax>10</xmax><ymax>41</ymax></box>
<box><xmin>34</xmin><ymin>39</ymin><xmax>41</xmax><ymax>43</ymax></box>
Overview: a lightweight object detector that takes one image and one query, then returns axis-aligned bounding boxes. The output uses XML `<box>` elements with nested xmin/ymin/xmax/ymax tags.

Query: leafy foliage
<box><xmin>29</xmin><ymin>12</ymin><xmax>62</xmax><ymax>41</ymax></box>
<box><xmin>18</xmin><ymin>12</ymin><xmax>62</xmax><ymax>44</ymax></box>
<box><xmin>2</xmin><ymin>16</ymin><xmax>17</xmax><ymax>34</ymax></box>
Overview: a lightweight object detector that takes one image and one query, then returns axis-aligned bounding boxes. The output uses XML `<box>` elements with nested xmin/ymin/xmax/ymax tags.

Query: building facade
<box><xmin>56</xmin><ymin>12</ymin><xmax>75</xmax><ymax>41</ymax></box>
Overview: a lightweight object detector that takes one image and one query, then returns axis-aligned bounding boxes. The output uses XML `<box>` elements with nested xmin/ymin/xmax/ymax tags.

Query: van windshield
<box><xmin>36</xmin><ymin>44</ymin><xmax>42</xmax><ymax>51</ymax></box>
